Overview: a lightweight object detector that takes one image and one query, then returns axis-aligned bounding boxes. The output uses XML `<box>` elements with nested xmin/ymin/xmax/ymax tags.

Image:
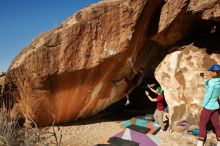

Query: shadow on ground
<box><xmin>60</xmin><ymin>99</ymin><xmax>156</xmax><ymax>126</ymax></box>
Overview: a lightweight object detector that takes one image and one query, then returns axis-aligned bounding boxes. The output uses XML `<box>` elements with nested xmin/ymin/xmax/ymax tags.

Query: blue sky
<box><xmin>0</xmin><ymin>0</ymin><xmax>99</xmax><ymax>72</ymax></box>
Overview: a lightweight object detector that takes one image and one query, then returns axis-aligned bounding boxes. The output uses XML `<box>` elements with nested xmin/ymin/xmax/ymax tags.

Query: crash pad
<box><xmin>113</xmin><ymin>128</ymin><xmax>158</xmax><ymax>146</ymax></box>
<box><xmin>127</xmin><ymin>124</ymin><xmax>151</xmax><ymax>134</ymax></box>
<box><xmin>147</xmin><ymin>134</ymin><xmax>160</xmax><ymax>145</ymax></box>
<box><xmin>108</xmin><ymin>137</ymin><xmax>139</xmax><ymax>146</ymax></box>
<box><xmin>120</xmin><ymin>118</ymin><xmax>160</xmax><ymax>134</ymax></box>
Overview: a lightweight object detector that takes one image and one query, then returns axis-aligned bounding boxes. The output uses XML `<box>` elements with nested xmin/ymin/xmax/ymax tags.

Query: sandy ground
<box><xmin>43</xmin><ymin>122</ymin><xmax>121</xmax><ymax>146</ymax></box>
<box><xmin>157</xmin><ymin>131</ymin><xmax>216</xmax><ymax>146</ymax></box>
<box><xmin>42</xmin><ymin>112</ymin><xmax>217</xmax><ymax>146</ymax></box>
<box><xmin>40</xmin><ymin>103</ymin><xmax>217</xmax><ymax>146</ymax></box>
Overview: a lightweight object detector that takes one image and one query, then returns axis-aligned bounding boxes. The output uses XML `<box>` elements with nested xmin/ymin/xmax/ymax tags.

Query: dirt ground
<box><xmin>43</xmin><ymin>121</ymin><xmax>217</xmax><ymax>146</ymax></box>
<box><xmin>42</xmin><ymin>108</ymin><xmax>217</xmax><ymax>146</ymax></box>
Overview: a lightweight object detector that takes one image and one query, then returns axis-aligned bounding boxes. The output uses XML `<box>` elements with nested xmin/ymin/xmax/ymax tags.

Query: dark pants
<box><xmin>198</xmin><ymin>108</ymin><xmax>220</xmax><ymax>141</ymax></box>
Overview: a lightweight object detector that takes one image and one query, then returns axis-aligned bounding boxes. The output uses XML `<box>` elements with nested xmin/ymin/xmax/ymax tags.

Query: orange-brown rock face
<box><xmin>151</xmin><ymin>0</ymin><xmax>220</xmax><ymax>47</ymax></box>
<box><xmin>0</xmin><ymin>74</ymin><xmax>5</xmax><ymax>95</ymax></box>
<box><xmin>188</xmin><ymin>0</ymin><xmax>220</xmax><ymax>22</ymax></box>
<box><xmin>151</xmin><ymin>0</ymin><xmax>194</xmax><ymax>47</ymax></box>
<box><xmin>6</xmin><ymin>0</ymin><xmax>164</xmax><ymax>126</ymax></box>
<box><xmin>0</xmin><ymin>75</ymin><xmax>5</xmax><ymax>88</ymax></box>
<box><xmin>5</xmin><ymin>0</ymin><xmax>220</xmax><ymax>127</ymax></box>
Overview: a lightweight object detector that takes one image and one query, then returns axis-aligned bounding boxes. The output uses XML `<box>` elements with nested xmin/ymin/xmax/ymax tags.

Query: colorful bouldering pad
<box><xmin>95</xmin><ymin>144</ymin><xmax>114</xmax><ymax>146</ymax></box>
<box><xmin>108</xmin><ymin>137</ymin><xmax>139</xmax><ymax>146</ymax></box>
<box><xmin>113</xmin><ymin>128</ymin><xmax>158</xmax><ymax>146</ymax></box>
<box><xmin>127</xmin><ymin>124</ymin><xmax>151</xmax><ymax>134</ymax></box>
<box><xmin>147</xmin><ymin>134</ymin><xmax>160</xmax><ymax>145</ymax></box>
<box><xmin>120</xmin><ymin>118</ymin><xmax>160</xmax><ymax>134</ymax></box>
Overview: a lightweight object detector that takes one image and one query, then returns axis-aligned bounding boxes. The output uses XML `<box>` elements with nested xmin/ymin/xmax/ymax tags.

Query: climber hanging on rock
<box><xmin>124</xmin><ymin>67</ymin><xmax>143</xmax><ymax>106</ymax></box>
<box><xmin>112</xmin><ymin>57</ymin><xmax>144</xmax><ymax>106</ymax></box>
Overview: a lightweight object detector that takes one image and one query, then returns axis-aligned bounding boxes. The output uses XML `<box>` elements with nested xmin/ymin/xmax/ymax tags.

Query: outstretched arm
<box><xmin>147</xmin><ymin>85</ymin><xmax>157</xmax><ymax>94</ymax></box>
<box><xmin>146</xmin><ymin>94</ymin><xmax>157</xmax><ymax>102</ymax></box>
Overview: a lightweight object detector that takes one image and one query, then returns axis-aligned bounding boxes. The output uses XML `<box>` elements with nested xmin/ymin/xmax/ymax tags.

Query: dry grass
<box><xmin>37</xmin><ymin>112</ymin><xmax>63</xmax><ymax>146</ymax></box>
<box><xmin>0</xmin><ymin>102</ymin><xmax>63</xmax><ymax>146</ymax></box>
<box><xmin>0</xmin><ymin>106</ymin><xmax>24</xmax><ymax>146</ymax></box>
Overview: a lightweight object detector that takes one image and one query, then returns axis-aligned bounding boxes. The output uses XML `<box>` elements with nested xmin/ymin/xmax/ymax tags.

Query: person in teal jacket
<box><xmin>197</xmin><ymin>64</ymin><xmax>220</xmax><ymax>146</ymax></box>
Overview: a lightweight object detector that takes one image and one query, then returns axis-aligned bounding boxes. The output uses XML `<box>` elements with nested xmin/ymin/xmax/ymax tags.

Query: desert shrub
<box><xmin>0</xmin><ymin>106</ymin><xmax>24</xmax><ymax>146</ymax></box>
<box><xmin>0</xmin><ymin>105</ymin><xmax>62</xmax><ymax>146</ymax></box>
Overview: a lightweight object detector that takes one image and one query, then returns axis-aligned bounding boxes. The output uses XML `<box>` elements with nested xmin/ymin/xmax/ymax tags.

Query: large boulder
<box><xmin>155</xmin><ymin>39</ymin><xmax>220</xmax><ymax>125</ymax></box>
<box><xmin>153</xmin><ymin>0</ymin><xmax>220</xmax><ymax>126</ymax></box>
<box><xmin>6</xmin><ymin>0</ymin><xmax>164</xmax><ymax>126</ymax></box>
<box><xmin>151</xmin><ymin>0</ymin><xmax>220</xmax><ymax>47</ymax></box>
<box><xmin>5</xmin><ymin>0</ymin><xmax>220</xmax><ymax>127</ymax></box>
<box><xmin>188</xmin><ymin>0</ymin><xmax>220</xmax><ymax>22</ymax></box>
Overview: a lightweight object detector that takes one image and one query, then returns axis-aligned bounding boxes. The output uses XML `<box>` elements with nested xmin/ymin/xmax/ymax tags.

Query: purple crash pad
<box><xmin>113</xmin><ymin>129</ymin><xmax>158</xmax><ymax>146</ymax></box>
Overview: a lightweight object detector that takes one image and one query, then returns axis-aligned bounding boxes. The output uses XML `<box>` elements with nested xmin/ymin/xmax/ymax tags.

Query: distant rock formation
<box><xmin>0</xmin><ymin>72</ymin><xmax>6</xmax><ymax>95</ymax></box>
<box><xmin>4</xmin><ymin>0</ymin><xmax>220</xmax><ymax>126</ymax></box>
